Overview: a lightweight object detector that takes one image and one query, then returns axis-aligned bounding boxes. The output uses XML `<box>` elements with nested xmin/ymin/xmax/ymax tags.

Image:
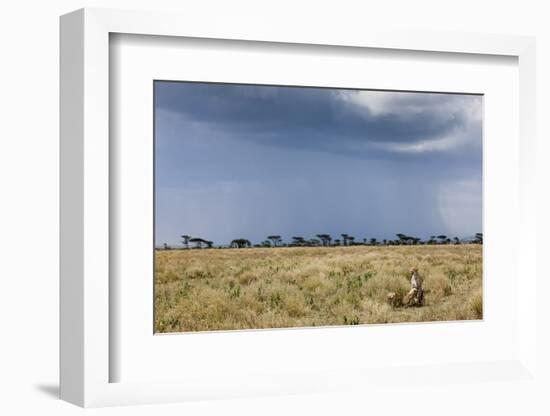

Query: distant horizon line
<box><xmin>157</xmin><ymin>232</ymin><xmax>483</xmax><ymax>248</ymax></box>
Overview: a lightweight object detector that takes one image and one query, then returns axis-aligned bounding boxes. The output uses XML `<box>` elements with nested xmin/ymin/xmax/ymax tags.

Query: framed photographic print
<box><xmin>60</xmin><ymin>8</ymin><xmax>539</xmax><ymax>409</ymax></box>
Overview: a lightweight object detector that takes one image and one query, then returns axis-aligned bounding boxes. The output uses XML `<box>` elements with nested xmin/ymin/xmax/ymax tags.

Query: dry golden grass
<box><xmin>154</xmin><ymin>245</ymin><xmax>482</xmax><ymax>332</ymax></box>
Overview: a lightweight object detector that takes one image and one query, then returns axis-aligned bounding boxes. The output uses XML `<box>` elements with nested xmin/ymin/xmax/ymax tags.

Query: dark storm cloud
<box><xmin>154</xmin><ymin>81</ymin><xmax>481</xmax><ymax>162</ymax></box>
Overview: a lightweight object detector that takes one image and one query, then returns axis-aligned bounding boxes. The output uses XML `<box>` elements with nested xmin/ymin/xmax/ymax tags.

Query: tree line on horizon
<box><xmin>160</xmin><ymin>232</ymin><xmax>483</xmax><ymax>250</ymax></box>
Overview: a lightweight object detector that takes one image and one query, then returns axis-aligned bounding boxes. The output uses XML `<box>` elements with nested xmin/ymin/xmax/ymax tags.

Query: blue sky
<box><xmin>154</xmin><ymin>81</ymin><xmax>482</xmax><ymax>246</ymax></box>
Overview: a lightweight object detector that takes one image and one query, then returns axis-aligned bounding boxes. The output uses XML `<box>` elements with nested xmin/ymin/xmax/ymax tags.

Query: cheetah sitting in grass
<box><xmin>402</xmin><ymin>267</ymin><xmax>424</xmax><ymax>307</ymax></box>
<box><xmin>387</xmin><ymin>268</ymin><xmax>425</xmax><ymax>308</ymax></box>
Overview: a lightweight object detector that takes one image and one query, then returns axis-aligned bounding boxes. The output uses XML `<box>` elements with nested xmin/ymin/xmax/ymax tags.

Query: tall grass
<box><xmin>155</xmin><ymin>245</ymin><xmax>482</xmax><ymax>332</ymax></box>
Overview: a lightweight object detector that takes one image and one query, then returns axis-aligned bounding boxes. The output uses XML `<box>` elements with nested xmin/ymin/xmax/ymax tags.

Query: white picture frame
<box><xmin>60</xmin><ymin>7</ymin><xmax>538</xmax><ymax>408</ymax></box>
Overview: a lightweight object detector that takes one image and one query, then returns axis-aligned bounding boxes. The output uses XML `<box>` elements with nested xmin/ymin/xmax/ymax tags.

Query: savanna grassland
<box><xmin>154</xmin><ymin>245</ymin><xmax>482</xmax><ymax>333</ymax></box>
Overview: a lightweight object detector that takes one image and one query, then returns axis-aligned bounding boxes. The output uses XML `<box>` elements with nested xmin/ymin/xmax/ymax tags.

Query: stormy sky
<box><xmin>154</xmin><ymin>81</ymin><xmax>482</xmax><ymax>247</ymax></box>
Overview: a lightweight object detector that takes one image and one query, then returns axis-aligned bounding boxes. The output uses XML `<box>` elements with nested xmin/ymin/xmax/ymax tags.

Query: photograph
<box><xmin>153</xmin><ymin>81</ymin><xmax>483</xmax><ymax>333</ymax></box>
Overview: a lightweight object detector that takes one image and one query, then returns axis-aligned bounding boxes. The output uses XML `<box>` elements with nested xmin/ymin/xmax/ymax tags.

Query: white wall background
<box><xmin>1</xmin><ymin>1</ymin><xmax>548</xmax><ymax>415</ymax></box>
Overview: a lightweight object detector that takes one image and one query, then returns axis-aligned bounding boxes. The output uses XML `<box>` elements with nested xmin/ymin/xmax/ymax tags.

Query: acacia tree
<box><xmin>181</xmin><ymin>234</ymin><xmax>191</xmax><ymax>249</ymax></box>
<box><xmin>396</xmin><ymin>233</ymin><xmax>408</xmax><ymax>245</ymax></box>
<box><xmin>474</xmin><ymin>233</ymin><xmax>483</xmax><ymax>244</ymax></box>
<box><xmin>189</xmin><ymin>237</ymin><xmax>204</xmax><ymax>249</ymax></box>
<box><xmin>453</xmin><ymin>237</ymin><xmax>460</xmax><ymax>245</ymax></box>
<box><xmin>348</xmin><ymin>236</ymin><xmax>355</xmax><ymax>245</ymax></box>
<box><xmin>205</xmin><ymin>240</ymin><xmax>213</xmax><ymax>248</ymax></box>
<box><xmin>230</xmin><ymin>238</ymin><xmax>251</xmax><ymax>248</ymax></box>
<box><xmin>267</xmin><ymin>235</ymin><xmax>282</xmax><ymax>247</ymax></box>
<box><xmin>437</xmin><ymin>235</ymin><xmax>448</xmax><ymax>244</ymax></box>
<box><xmin>291</xmin><ymin>236</ymin><xmax>306</xmax><ymax>246</ymax></box>
<box><xmin>316</xmin><ymin>234</ymin><xmax>332</xmax><ymax>246</ymax></box>
<box><xmin>396</xmin><ymin>235</ymin><xmax>420</xmax><ymax>245</ymax></box>
<box><xmin>341</xmin><ymin>234</ymin><xmax>350</xmax><ymax>246</ymax></box>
